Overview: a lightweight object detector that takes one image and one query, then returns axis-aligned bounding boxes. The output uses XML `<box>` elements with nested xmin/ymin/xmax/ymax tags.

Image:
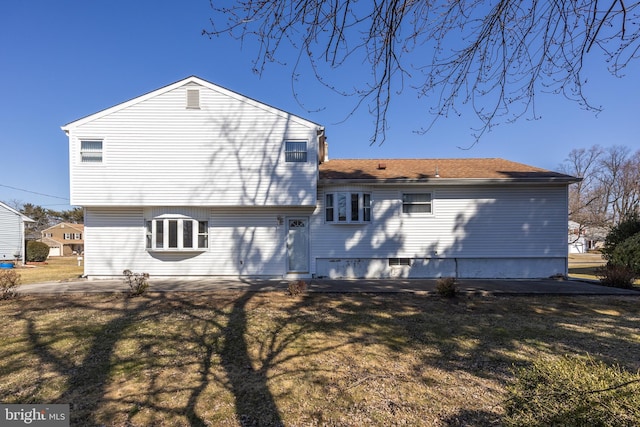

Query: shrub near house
<box><xmin>26</xmin><ymin>241</ymin><xmax>50</xmax><ymax>262</ymax></box>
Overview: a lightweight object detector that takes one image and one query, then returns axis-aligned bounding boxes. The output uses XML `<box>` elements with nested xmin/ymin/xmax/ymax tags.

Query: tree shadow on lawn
<box><xmin>8</xmin><ymin>292</ymin><xmax>324</xmax><ymax>426</ymax></box>
<box><xmin>6</xmin><ymin>292</ymin><xmax>640</xmax><ymax>425</ymax></box>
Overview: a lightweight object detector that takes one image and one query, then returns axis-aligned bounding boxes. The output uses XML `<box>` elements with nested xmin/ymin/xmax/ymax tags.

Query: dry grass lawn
<box><xmin>1</xmin><ymin>292</ymin><xmax>638</xmax><ymax>426</ymax></box>
<box><xmin>13</xmin><ymin>256</ymin><xmax>84</xmax><ymax>284</ymax></box>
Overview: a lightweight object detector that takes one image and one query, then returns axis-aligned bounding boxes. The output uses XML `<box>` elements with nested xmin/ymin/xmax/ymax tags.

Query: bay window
<box><xmin>145</xmin><ymin>218</ymin><xmax>208</xmax><ymax>251</ymax></box>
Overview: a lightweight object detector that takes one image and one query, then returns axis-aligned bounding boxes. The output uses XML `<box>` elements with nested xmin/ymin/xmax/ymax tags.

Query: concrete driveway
<box><xmin>16</xmin><ymin>277</ymin><xmax>640</xmax><ymax>296</ymax></box>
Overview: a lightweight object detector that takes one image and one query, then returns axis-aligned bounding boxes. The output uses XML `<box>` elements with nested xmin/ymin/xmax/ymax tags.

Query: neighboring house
<box><xmin>0</xmin><ymin>201</ymin><xmax>34</xmax><ymax>263</ymax></box>
<box><xmin>568</xmin><ymin>220</ymin><xmax>586</xmax><ymax>254</ymax></box>
<box><xmin>62</xmin><ymin>76</ymin><xmax>579</xmax><ymax>280</ymax></box>
<box><xmin>40</xmin><ymin>223</ymin><xmax>84</xmax><ymax>256</ymax></box>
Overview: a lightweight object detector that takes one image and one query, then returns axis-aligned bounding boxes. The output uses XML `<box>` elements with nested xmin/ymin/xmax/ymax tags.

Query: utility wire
<box><xmin>0</xmin><ymin>183</ymin><xmax>69</xmax><ymax>201</ymax></box>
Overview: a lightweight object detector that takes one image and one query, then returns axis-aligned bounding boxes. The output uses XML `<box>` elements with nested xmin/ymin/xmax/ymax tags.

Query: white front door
<box><xmin>287</xmin><ymin>217</ymin><xmax>309</xmax><ymax>273</ymax></box>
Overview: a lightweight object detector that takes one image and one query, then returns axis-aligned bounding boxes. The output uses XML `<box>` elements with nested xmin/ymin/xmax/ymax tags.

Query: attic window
<box><xmin>186</xmin><ymin>89</ymin><xmax>200</xmax><ymax>109</ymax></box>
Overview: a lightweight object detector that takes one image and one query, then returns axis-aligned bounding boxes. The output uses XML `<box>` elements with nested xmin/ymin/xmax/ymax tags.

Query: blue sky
<box><xmin>1</xmin><ymin>1</ymin><xmax>639</xmax><ymax>210</ymax></box>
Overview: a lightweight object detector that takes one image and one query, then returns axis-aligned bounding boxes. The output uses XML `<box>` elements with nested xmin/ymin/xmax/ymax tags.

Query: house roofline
<box><xmin>41</xmin><ymin>222</ymin><xmax>84</xmax><ymax>233</ymax></box>
<box><xmin>319</xmin><ymin>177</ymin><xmax>581</xmax><ymax>185</ymax></box>
<box><xmin>61</xmin><ymin>76</ymin><xmax>322</xmax><ymax>133</ymax></box>
<box><xmin>0</xmin><ymin>201</ymin><xmax>35</xmax><ymax>222</ymax></box>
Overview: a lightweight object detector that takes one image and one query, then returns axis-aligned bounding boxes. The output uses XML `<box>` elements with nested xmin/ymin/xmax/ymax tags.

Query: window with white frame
<box><xmin>145</xmin><ymin>218</ymin><xmax>208</xmax><ymax>251</ymax></box>
<box><xmin>402</xmin><ymin>193</ymin><xmax>432</xmax><ymax>214</ymax></box>
<box><xmin>74</xmin><ymin>233</ymin><xmax>82</xmax><ymax>239</ymax></box>
<box><xmin>325</xmin><ymin>192</ymin><xmax>371</xmax><ymax>223</ymax></box>
<box><xmin>285</xmin><ymin>141</ymin><xmax>307</xmax><ymax>162</ymax></box>
<box><xmin>63</xmin><ymin>233</ymin><xmax>71</xmax><ymax>240</ymax></box>
<box><xmin>80</xmin><ymin>140</ymin><xmax>103</xmax><ymax>163</ymax></box>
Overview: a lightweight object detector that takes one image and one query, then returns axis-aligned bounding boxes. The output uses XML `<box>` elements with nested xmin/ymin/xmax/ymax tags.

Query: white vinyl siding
<box><xmin>83</xmin><ymin>206</ymin><xmax>311</xmax><ymax>278</ymax></box>
<box><xmin>312</xmin><ymin>185</ymin><xmax>568</xmax><ymax>261</ymax></box>
<box><xmin>67</xmin><ymin>83</ymin><xmax>318</xmax><ymax>207</ymax></box>
<box><xmin>0</xmin><ymin>204</ymin><xmax>27</xmax><ymax>261</ymax></box>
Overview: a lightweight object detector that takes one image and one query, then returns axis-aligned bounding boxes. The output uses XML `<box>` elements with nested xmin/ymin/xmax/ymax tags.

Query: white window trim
<box><xmin>145</xmin><ymin>217</ymin><xmax>208</xmax><ymax>252</ymax></box>
<box><xmin>325</xmin><ymin>191</ymin><xmax>371</xmax><ymax>224</ymax></box>
<box><xmin>79</xmin><ymin>139</ymin><xmax>104</xmax><ymax>164</ymax></box>
<box><xmin>400</xmin><ymin>191</ymin><xmax>434</xmax><ymax>216</ymax></box>
<box><xmin>285</xmin><ymin>140</ymin><xmax>308</xmax><ymax>163</ymax></box>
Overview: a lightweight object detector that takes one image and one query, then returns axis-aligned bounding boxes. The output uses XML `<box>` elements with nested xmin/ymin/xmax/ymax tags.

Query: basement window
<box><xmin>389</xmin><ymin>258</ymin><xmax>411</xmax><ymax>266</ymax></box>
<box><xmin>146</xmin><ymin>218</ymin><xmax>208</xmax><ymax>251</ymax></box>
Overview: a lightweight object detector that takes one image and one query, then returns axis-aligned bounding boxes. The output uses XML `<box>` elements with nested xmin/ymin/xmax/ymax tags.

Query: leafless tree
<box><xmin>560</xmin><ymin>145</ymin><xmax>606</xmax><ymax>232</ymax></box>
<box><xmin>205</xmin><ymin>1</ymin><xmax>640</xmax><ymax>144</ymax></box>
<box><xmin>600</xmin><ymin>146</ymin><xmax>640</xmax><ymax>223</ymax></box>
<box><xmin>561</xmin><ymin>145</ymin><xmax>640</xmax><ymax>245</ymax></box>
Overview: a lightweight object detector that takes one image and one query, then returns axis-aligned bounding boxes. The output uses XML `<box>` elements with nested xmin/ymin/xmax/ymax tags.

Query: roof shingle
<box><xmin>319</xmin><ymin>158</ymin><xmax>577</xmax><ymax>182</ymax></box>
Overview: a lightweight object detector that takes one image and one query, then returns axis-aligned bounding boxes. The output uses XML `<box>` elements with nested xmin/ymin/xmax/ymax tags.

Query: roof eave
<box><xmin>319</xmin><ymin>177</ymin><xmax>581</xmax><ymax>185</ymax></box>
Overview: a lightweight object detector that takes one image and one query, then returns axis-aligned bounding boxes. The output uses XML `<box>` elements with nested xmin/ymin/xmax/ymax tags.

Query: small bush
<box><xmin>436</xmin><ymin>277</ymin><xmax>457</xmax><ymax>297</ymax></box>
<box><xmin>504</xmin><ymin>355</ymin><xmax>640</xmax><ymax>426</ymax></box>
<box><xmin>0</xmin><ymin>270</ymin><xmax>21</xmax><ymax>299</ymax></box>
<box><xmin>123</xmin><ymin>269</ymin><xmax>150</xmax><ymax>296</ymax></box>
<box><xmin>288</xmin><ymin>280</ymin><xmax>307</xmax><ymax>296</ymax></box>
<box><xmin>26</xmin><ymin>241</ymin><xmax>50</xmax><ymax>262</ymax></box>
<box><xmin>596</xmin><ymin>264</ymin><xmax>637</xmax><ymax>289</ymax></box>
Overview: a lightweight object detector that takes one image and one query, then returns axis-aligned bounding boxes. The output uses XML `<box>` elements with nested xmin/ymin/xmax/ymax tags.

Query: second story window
<box><xmin>80</xmin><ymin>140</ymin><xmax>103</xmax><ymax>163</ymax></box>
<box><xmin>285</xmin><ymin>141</ymin><xmax>307</xmax><ymax>162</ymax></box>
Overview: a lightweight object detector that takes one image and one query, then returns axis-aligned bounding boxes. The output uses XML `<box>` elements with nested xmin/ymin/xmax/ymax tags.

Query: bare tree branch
<box><xmin>204</xmin><ymin>1</ymin><xmax>640</xmax><ymax>145</ymax></box>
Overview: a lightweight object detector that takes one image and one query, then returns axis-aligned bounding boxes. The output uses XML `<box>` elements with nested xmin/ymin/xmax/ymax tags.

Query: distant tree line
<box><xmin>559</xmin><ymin>145</ymin><xmax>640</xmax><ymax>240</ymax></box>
<box><xmin>3</xmin><ymin>201</ymin><xmax>83</xmax><ymax>240</ymax></box>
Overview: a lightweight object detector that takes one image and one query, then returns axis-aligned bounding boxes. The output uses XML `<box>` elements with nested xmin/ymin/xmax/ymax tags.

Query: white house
<box><xmin>568</xmin><ymin>220</ymin><xmax>586</xmax><ymax>254</ymax></box>
<box><xmin>62</xmin><ymin>76</ymin><xmax>579</xmax><ymax>280</ymax></box>
<box><xmin>0</xmin><ymin>201</ymin><xmax>34</xmax><ymax>263</ymax></box>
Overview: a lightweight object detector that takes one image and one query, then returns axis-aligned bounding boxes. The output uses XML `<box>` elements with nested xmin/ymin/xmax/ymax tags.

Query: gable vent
<box><xmin>186</xmin><ymin>89</ymin><xmax>200</xmax><ymax>109</ymax></box>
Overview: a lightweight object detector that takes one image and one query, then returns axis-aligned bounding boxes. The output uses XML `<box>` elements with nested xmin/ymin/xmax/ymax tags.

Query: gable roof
<box><xmin>0</xmin><ymin>201</ymin><xmax>35</xmax><ymax>222</ymax></box>
<box><xmin>319</xmin><ymin>158</ymin><xmax>579</xmax><ymax>184</ymax></box>
<box><xmin>61</xmin><ymin>76</ymin><xmax>321</xmax><ymax>131</ymax></box>
<box><xmin>42</xmin><ymin>222</ymin><xmax>84</xmax><ymax>233</ymax></box>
